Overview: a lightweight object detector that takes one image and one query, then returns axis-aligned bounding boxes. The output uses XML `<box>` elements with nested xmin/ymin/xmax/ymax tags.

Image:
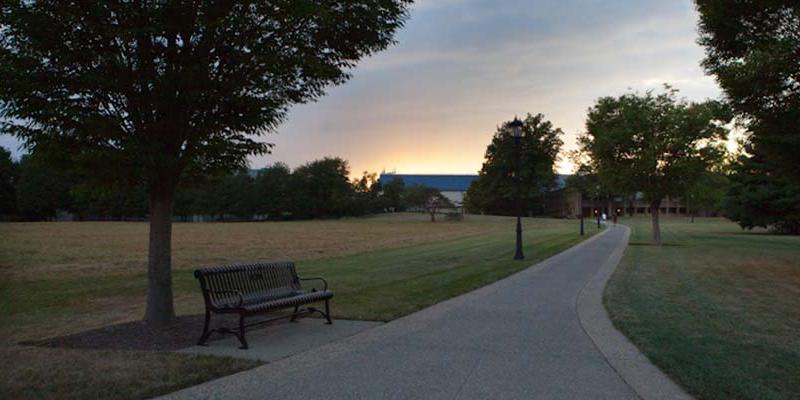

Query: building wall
<box><xmin>546</xmin><ymin>188</ymin><xmax>692</xmax><ymax>218</ymax></box>
<box><xmin>441</xmin><ymin>191</ymin><xmax>465</xmax><ymax>206</ymax></box>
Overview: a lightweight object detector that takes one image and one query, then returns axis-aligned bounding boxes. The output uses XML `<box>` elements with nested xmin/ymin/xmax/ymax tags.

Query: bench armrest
<box><xmin>299</xmin><ymin>276</ymin><xmax>328</xmax><ymax>291</ymax></box>
<box><xmin>208</xmin><ymin>289</ymin><xmax>244</xmax><ymax>308</ymax></box>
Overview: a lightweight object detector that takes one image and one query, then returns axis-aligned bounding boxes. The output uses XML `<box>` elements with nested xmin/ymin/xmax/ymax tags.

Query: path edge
<box><xmin>576</xmin><ymin>225</ymin><xmax>693</xmax><ymax>400</ymax></box>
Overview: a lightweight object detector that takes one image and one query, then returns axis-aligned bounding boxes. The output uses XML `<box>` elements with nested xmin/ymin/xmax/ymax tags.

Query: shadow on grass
<box><xmin>20</xmin><ymin>313</ymin><xmax>296</xmax><ymax>351</ymax></box>
<box><xmin>717</xmin><ymin>230</ymin><xmax>797</xmax><ymax>237</ymax></box>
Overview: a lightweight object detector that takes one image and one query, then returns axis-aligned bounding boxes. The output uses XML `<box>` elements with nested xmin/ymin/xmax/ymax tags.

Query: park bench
<box><xmin>194</xmin><ymin>262</ymin><xmax>333</xmax><ymax>349</ymax></box>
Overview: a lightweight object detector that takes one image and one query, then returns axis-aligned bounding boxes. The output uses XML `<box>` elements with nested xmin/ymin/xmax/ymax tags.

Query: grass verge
<box><xmin>605</xmin><ymin>217</ymin><xmax>800</xmax><ymax>400</ymax></box>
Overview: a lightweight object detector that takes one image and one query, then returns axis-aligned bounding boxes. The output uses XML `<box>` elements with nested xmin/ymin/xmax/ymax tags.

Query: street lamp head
<box><xmin>509</xmin><ymin>116</ymin><xmax>523</xmax><ymax>138</ymax></box>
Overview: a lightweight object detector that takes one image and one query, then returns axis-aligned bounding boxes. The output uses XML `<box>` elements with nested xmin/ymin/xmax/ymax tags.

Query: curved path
<box><xmin>162</xmin><ymin>225</ymin><xmax>687</xmax><ymax>400</ymax></box>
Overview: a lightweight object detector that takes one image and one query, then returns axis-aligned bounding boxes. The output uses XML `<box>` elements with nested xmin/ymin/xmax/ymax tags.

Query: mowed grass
<box><xmin>605</xmin><ymin>217</ymin><xmax>800</xmax><ymax>400</ymax></box>
<box><xmin>0</xmin><ymin>213</ymin><xmax>592</xmax><ymax>399</ymax></box>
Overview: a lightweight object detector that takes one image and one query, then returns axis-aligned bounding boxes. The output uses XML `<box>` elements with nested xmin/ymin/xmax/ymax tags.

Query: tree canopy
<box><xmin>697</xmin><ymin>1</ymin><xmax>800</xmax><ymax>233</ymax></box>
<box><xmin>0</xmin><ymin>0</ymin><xmax>411</xmax><ymax>324</ymax></box>
<box><xmin>722</xmin><ymin>147</ymin><xmax>800</xmax><ymax>234</ymax></box>
<box><xmin>697</xmin><ymin>0</ymin><xmax>800</xmax><ymax>182</ymax></box>
<box><xmin>465</xmin><ymin>114</ymin><xmax>563</xmax><ymax>216</ymax></box>
<box><xmin>579</xmin><ymin>87</ymin><xmax>729</xmax><ymax>243</ymax></box>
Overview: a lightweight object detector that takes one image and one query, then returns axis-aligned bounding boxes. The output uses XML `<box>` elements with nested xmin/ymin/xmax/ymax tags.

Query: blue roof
<box><xmin>554</xmin><ymin>174</ymin><xmax>569</xmax><ymax>190</ymax></box>
<box><xmin>380</xmin><ymin>174</ymin><xmax>478</xmax><ymax>191</ymax></box>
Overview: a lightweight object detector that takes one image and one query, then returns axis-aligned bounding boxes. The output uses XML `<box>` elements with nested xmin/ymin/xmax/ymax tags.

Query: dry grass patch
<box><xmin>0</xmin><ymin>213</ymin><xmax>509</xmax><ymax>281</ymax></box>
<box><xmin>0</xmin><ymin>213</ymin><xmax>589</xmax><ymax>399</ymax></box>
<box><xmin>0</xmin><ymin>346</ymin><xmax>259</xmax><ymax>400</ymax></box>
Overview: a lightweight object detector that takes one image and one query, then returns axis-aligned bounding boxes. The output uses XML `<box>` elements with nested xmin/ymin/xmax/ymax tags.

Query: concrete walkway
<box><xmin>161</xmin><ymin>225</ymin><xmax>687</xmax><ymax>400</ymax></box>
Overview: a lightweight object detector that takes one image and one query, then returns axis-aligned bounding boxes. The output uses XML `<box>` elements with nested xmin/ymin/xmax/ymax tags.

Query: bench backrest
<box><xmin>194</xmin><ymin>262</ymin><xmax>301</xmax><ymax>309</ymax></box>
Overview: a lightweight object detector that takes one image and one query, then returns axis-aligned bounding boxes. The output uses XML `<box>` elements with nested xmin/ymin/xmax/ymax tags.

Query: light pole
<box><xmin>595</xmin><ymin>185</ymin><xmax>601</xmax><ymax>229</ymax></box>
<box><xmin>577</xmin><ymin>169</ymin><xmax>586</xmax><ymax>236</ymax></box>
<box><xmin>510</xmin><ymin>117</ymin><xmax>524</xmax><ymax>260</ymax></box>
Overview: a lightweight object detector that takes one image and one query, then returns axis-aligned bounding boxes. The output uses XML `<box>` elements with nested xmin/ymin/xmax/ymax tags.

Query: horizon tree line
<box><xmin>0</xmin><ymin>148</ymin><xmax>458</xmax><ymax>222</ymax></box>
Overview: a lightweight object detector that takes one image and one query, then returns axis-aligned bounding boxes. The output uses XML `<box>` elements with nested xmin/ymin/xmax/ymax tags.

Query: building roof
<box><xmin>554</xmin><ymin>174</ymin><xmax>569</xmax><ymax>190</ymax></box>
<box><xmin>379</xmin><ymin>174</ymin><xmax>478</xmax><ymax>192</ymax></box>
<box><xmin>380</xmin><ymin>173</ymin><xmax>573</xmax><ymax>192</ymax></box>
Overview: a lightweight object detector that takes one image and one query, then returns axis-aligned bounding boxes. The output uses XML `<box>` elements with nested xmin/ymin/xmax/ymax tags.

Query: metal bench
<box><xmin>194</xmin><ymin>261</ymin><xmax>333</xmax><ymax>349</ymax></box>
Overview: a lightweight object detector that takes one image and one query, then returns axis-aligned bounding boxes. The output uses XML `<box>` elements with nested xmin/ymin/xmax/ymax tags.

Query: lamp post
<box><xmin>510</xmin><ymin>117</ymin><xmax>524</xmax><ymax>260</ymax></box>
<box><xmin>595</xmin><ymin>185</ymin><xmax>601</xmax><ymax>229</ymax></box>
<box><xmin>577</xmin><ymin>169</ymin><xmax>586</xmax><ymax>236</ymax></box>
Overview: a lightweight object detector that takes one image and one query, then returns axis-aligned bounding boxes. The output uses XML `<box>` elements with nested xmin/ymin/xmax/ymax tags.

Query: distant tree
<box><xmin>0</xmin><ymin>1</ymin><xmax>411</xmax><ymax>324</ymax></box>
<box><xmin>405</xmin><ymin>185</ymin><xmax>454</xmax><ymax>222</ymax></box>
<box><xmin>195</xmin><ymin>170</ymin><xmax>254</xmax><ymax>220</ymax></box>
<box><xmin>71</xmin><ymin>185</ymin><xmax>148</xmax><ymax>220</ymax></box>
<box><xmin>379</xmin><ymin>176</ymin><xmax>406</xmax><ymax>211</ymax></box>
<box><xmin>351</xmin><ymin>171</ymin><xmax>380</xmax><ymax>215</ymax></box>
<box><xmin>564</xmin><ymin>164</ymin><xmax>611</xmax><ymax>218</ymax></box>
<box><xmin>290</xmin><ymin>157</ymin><xmax>354</xmax><ymax>218</ymax></box>
<box><xmin>15</xmin><ymin>151</ymin><xmax>76</xmax><ymax>221</ymax></box>
<box><xmin>253</xmin><ymin>163</ymin><xmax>292</xmax><ymax>219</ymax></box>
<box><xmin>465</xmin><ymin>114</ymin><xmax>563</xmax><ymax>216</ymax></box>
<box><xmin>0</xmin><ymin>147</ymin><xmax>17</xmax><ymax>216</ymax></box>
<box><xmin>683</xmin><ymin>171</ymin><xmax>729</xmax><ymax>221</ymax></box>
<box><xmin>579</xmin><ymin>87</ymin><xmax>729</xmax><ymax>243</ymax></box>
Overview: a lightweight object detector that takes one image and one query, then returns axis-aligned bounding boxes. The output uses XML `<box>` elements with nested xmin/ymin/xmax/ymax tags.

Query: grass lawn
<box><xmin>605</xmin><ymin>217</ymin><xmax>800</xmax><ymax>400</ymax></box>
<box><xmin>0</xmin><ymin>213</ymin><xmax>592</xmax><ymax>399</ymax></box>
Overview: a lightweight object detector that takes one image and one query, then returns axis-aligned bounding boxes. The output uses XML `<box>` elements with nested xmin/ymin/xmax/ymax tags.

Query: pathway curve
<box><xmin>162</xmin><ymin>225</ymin><xmax>686</xmax><ymax>400</ymax></box>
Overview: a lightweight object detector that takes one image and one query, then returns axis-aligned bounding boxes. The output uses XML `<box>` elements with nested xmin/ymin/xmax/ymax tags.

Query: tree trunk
<box><xmin>628</xmin><ymin>195</ymin><xmax>635</xmax><ymax>217</ymax></box>
<box><xmin>144</xmin><ymin>183</ymin><xmax>177</xmax><ymax>325</ymax></box>
<box><xmin>429</xmin><ymin>209</ymin><xmax>436</xmax><ymax>222</ymax></box>
<box><xmin>650</xmin><ymin>199</ymin><xmax>662</xmax><ymax>245</ymax></box>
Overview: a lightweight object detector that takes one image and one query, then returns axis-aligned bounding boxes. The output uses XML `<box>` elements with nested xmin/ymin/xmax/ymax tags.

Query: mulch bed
<box><xmin>22</xmin><ymin>313</ymin><xmax>292</xmax><ymax>352</ymax></box>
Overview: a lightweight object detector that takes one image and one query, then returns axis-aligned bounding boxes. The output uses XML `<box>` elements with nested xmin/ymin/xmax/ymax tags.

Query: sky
<box><xmin>0</xmin><ymin>0</ymin><xmax>722</xmax><ymax>176</ymax></box>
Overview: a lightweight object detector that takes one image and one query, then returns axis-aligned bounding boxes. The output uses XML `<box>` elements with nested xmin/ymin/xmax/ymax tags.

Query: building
<box><xmin>381</xmin><ymin>172</ymin><xmax>695</xmax><ymax>218</ymax></box>
<box><xmin>546</xmin><ymin>184</ymin><xmax>691</xmax><ymax>218</ymax></box>
<box><xmin>379</xmin><ymin>174</ymin><xmax>478</xmax><ymax>206</ymax></box>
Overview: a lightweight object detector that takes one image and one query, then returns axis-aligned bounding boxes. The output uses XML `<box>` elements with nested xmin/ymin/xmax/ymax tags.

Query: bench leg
<box><xmin>290</xmin><ymin>306</ymin><xmax>300</xmax><ymax>322</ymax></box>
<box><xmin>197</xmin><ymin>309</ymin><xmax>212</xmax><ymax>346</ymax></box>
<box><xmin>324</xmin><ymin>299</ymin><xmax>333</xmax><ymax>325</ymax></box>
<box><xmin>236</xmin><ymin>314</ymin><xmax>249</xmax><ymax>350</ymax></box>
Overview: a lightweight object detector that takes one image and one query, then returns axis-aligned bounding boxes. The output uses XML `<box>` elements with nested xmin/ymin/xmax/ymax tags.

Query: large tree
<box><xmin>0</xmin><ymin>1</ymin><xmax>410</xmax><ymax>324</ymax></box>
<box><xmin>696</xmin><ymin>1</ymin><xmax>800</xmax><ymax>232</ymax></box>
<box><xmin>579</xmin><ymin>88</ymin><xmax>729</xmax><ymax>243</ymax></box>
<box><xmin>697</xmin><ymin>0</ymin><xmax>800</xmax><ymax>182</ymax></box>
<box><xmin>465</xmin><ymin>114</ymin><xmax>563</xmax><ymax>216</ymax></box>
